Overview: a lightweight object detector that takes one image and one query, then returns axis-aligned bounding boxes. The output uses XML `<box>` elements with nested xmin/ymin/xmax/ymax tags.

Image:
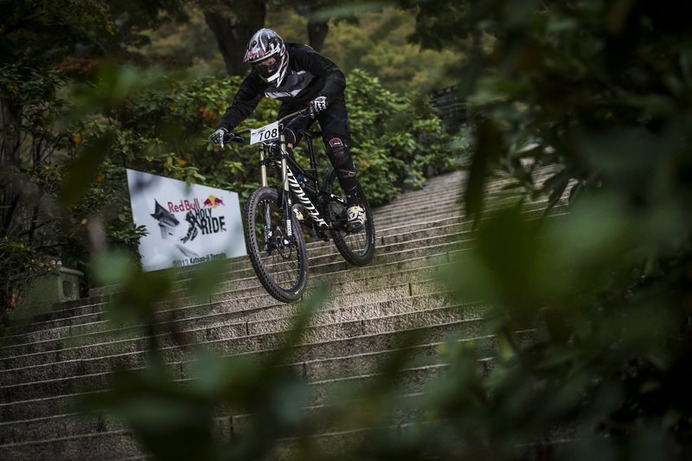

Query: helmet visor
<box><xmin>253</xmin><ymin>55</ymin><xmax>280</xmax><ymax>79</ymax></box>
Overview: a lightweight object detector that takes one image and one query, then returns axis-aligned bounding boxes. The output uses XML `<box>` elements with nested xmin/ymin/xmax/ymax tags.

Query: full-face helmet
<box><xmin>243</xmin><ymin>28</ymin><xmax>289</xmax><ymax>86</ymax></box>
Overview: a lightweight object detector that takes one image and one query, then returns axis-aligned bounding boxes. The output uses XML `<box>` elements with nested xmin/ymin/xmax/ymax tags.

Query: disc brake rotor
<box><xmin>267</xmin><ymin>227</ymin><xmax>293</xmax><ymax>259</ymax></box>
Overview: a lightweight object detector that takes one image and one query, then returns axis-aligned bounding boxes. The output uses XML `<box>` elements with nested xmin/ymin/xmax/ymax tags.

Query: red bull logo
<box><xmin>203</xmin><ymin>194</ymin><xmax>225</xmax><ymax>209</ymax></box>
<box><xmin>167</xmin><ymin>198</ymin><xmax>201</xmax><ymax>213</ymax></box>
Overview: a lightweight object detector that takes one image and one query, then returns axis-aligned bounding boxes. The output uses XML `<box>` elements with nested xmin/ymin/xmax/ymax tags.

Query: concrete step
<box><xmin>0</xmin><ymin>278</ymin><xmax>455</xmax><ymax>374</ymax></box>
<box><xmin>1</xmin><ymin>330</ymin><xmax>538</xmax><ymax>452</ymax></box>
<box><xmin>0</xmin><ymin>249</ymin><xmax>458</xmax><ymax>354</ymax></box>
<box><xmin>1</xmin><ymin>175</ymin><xmax>553</xmax><ymax>338</ymax></box>
<box><xmin>0</xmin><ymin>306</ymin><xmax>490</xmax><ymax>421</ymax></box>
<box><xmin>0</xmin><ymin>222</ymin><xmax>473</xmax><ymax>339</ymax></box>
<box><xmin>2</xmin><ymin>247</ymin><xmax>453</xmax><ymax>339</ymax></box>
<box><xmin>0</xmin><ymin>297</ymin><xmax>479</xmax><ymax>392</ymax></box>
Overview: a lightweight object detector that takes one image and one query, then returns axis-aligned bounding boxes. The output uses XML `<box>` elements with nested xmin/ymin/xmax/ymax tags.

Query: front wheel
<box><xmin>324</xmin><ymin>168</ymin><xmax>376</xmax><ymax>266</ymax></box>
<box><xmin>244</xmin><ymin>187</ymin><xmax>308</xmax><ymax>303</ymax></box>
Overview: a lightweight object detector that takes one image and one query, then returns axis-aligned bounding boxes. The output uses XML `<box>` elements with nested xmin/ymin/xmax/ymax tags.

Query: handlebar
<box><xmin>281</xmin><ymin>107</ymin><xmax>314</xmax><ymax>124</ymax></box>
<box><xmin>223</xmin><ymin>107</ymin><xmax>312</xmax><ymax>144</ymax></box>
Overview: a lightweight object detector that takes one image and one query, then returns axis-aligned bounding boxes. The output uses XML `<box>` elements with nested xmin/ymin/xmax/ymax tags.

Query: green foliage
<box><xmin>0</xmin><ymin>65</ymin><xmax>73</xmax><ymax>309</ymax></box>
<box><xmin>0</xmin><ymin>0</ymin><xmax>194</xmax><ymax>312</ymax></box>
<box><xmin>0</xmin><ymin>0</ymin><xmax>187</xmax><ymax>67</ymax></box>
<box><xmin>143</xmin><ymin>5</ymin><xmax>460</xmax><ymax>94</ymax></box>
<box><xmin>322</xmin><ymin>6</ymin><xmax>461</xmax><ymax>93</ymax></box>
<box><xmin>0</xmin><ymin>0</ymin><xmax>110</xmax><ymax>66</ymax></box>
<box><xmin>138</xmin><ymin>7</ymin><xmax>222</xmax><ymax>74</ymax></box>
<box><xmin>345</xmin><ymin>69</ymin><xmax>458</xmax><ymax>204</ymax></box>
<box><xmin>392</xmin><ymin>0</ymin><xmax>692</xmax><ymax>457</ymax></box>
<box><xmin>0</xmin><ymin>64</ymin><xmax>72</xmax><ymax>173</ymax></box>
<box><xmin>70</xmin><ymin>71</ymin><xmax>265</xmax><ymax>200</ymax></box>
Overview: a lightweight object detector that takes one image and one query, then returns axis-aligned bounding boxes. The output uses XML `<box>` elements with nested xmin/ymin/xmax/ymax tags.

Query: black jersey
<box><xmin>217</xmin><ymin>43</ymin><xmax>346</xmax><ymax>131</ymax></box>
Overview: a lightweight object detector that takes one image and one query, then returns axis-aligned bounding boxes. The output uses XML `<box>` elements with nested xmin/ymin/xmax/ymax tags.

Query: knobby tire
<box><xmin>325</xmin><ymin>168</ymin><xmax>376</xmax><ymax>266</ymax></box>
<box><xmin>244</xmin><ymin>187</ymin><xmax>308</xmax><ymax>303</ymax></box>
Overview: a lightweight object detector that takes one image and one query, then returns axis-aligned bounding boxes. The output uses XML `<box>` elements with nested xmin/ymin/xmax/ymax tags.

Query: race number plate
<box><xmin>250</xmin><ymin>121</ymin><xmax>280</xmax><ymax>145</ymax></box>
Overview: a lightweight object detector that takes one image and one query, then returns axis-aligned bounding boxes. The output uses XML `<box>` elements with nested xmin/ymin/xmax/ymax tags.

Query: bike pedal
<box><xmin>346</xmin><ymin>222</ymin><xmax>365</xmax><ymax>233</ymax></box>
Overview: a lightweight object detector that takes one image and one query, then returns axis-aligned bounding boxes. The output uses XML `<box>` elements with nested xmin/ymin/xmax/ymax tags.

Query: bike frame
<box><xmin>254</xmin><ymin>112</ymin><xmax>346</xmax><ymax>234</ymax></box>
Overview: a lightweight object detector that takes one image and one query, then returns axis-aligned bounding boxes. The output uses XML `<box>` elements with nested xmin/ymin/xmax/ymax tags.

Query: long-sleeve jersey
<box><xmin>216</xmin><ymin>43</ymin><xmax>346</xmax><ymax>131</ymax></box>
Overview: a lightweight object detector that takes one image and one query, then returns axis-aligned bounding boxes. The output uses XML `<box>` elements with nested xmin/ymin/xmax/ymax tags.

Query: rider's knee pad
<box><xmin>327</xmin><ymin>137</ymin><xmax>356</xmax><ymax>177</ymax></box>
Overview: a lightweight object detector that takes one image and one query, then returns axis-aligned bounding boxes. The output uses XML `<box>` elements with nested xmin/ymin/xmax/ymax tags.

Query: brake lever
<box><xmin>230</xmin><ymin>133</ymin><xmax>244</xmax><ymax>144</ymax></box>
<box><xmin>222</xmin><ymin>133</ymin><xmax>245</xmax><ymax>148</ymax></box>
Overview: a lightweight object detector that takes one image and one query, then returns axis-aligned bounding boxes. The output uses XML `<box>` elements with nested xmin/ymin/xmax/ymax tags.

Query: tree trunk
<box><xmin>202</xmin><ymin>1</ymin><xmax>267</xmax><ymax>76</ymax></box>
<box><xmin>307</xmin><ymin>20</ymin><xmax>329</xmax><ymax>52</ymax></box>
<box><xmin>0</xmin><ymin>96</ymin><xmax>22</xmax><ymax>237</ymax></box>
<box><xmin>0</xmin><ymin>97</ymin><xmax>21</xmax><ymax>169</ymax></box>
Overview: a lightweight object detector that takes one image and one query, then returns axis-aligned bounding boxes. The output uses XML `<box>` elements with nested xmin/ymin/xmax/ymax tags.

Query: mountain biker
<box><xmin>209</xmin><ymin>27</ymin><xmax>366</xmax><ymax>231</ymax></box>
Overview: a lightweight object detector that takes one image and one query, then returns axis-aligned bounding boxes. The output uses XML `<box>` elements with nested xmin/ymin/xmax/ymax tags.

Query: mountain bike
<box><xmin>224</xmin><ymin>108</ymin><xmax>376</xmax><ymax>303</ymax></box>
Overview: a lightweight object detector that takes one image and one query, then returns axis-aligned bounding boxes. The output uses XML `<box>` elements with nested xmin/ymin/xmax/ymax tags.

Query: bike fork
<box><xmin>258</xmin><ymin>146</ymin><xmax>272</xmax><ymax>245</ymax></box>
<box><xmin>278</xmin><ymin>136</ymin><xmax>295</xmax><ymax>241</ymax></box>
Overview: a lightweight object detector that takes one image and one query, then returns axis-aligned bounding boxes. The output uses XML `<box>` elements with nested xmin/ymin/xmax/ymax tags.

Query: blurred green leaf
<box><xmin>59</xmin><ymin>133</ymin><xmax>113</xmax><ymax>207</ymax></box>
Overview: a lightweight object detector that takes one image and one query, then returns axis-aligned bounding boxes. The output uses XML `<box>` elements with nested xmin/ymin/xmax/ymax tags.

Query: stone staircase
<box><xmin>0</xmin><ymin>169</ymin><xmax>554</xmax><ymax>460</ymax></box>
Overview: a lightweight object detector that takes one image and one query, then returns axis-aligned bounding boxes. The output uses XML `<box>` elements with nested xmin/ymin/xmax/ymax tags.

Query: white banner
<box><xmin>126</xmin><ymin>169</ymin><xmax>246</xmax><ymax>272</ymax></box>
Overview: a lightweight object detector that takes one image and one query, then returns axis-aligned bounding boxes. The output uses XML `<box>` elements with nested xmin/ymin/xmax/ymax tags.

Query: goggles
<box><xmin>253</xmin><ymin>56</ymin><xmax>280</xmax><ymax>79</ymax></box>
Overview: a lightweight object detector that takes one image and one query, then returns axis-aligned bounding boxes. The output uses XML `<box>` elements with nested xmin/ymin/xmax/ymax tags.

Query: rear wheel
<box><xmin>244</xmin><ymin>187</ymin><xmax>308</xmax><ymax>303</ymax></box>
<box><xmin>325</xmin><ymin>168</ymin><xmax>376</xmax><ymax>266</ymax></box>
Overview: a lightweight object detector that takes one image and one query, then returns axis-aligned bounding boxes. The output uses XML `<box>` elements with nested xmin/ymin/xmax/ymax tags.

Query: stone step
<box><xmin>0</xmin><ymin>224</ymin><xmax>472</xmax><ymax>338</ymax></box>
<box><xmin>0</xmin><ymin>288</ymin><xmax>458</xmax><ymax>389</ymax></box>
<box><xmin>0</xmin><ymin>271</ymin><xmax>453</xmax><ymax>369</ymax></box>
<box><xmin>1</xmin><ymin>330</ymin><xmax>536</xmax><ymax>450</ymax></box>
<box><xmin>5</xmin><ymin>177</ymin><xmax>551</xmax><ymax>335</ymax></box>
<box><xmin>0</xmin><ymin>247</ymin><xmax>459</xmax><ymax>352</ymax></box>
<box><xmin>0</xmin><ymin>309</ymin><xmax>490</xmax><ymax>422</ymax></box>
<box><xmin>0</xmin><ymin>297</ymin><xmax>478</xmax><ymax>392</ymax></box>
<box><xmin>0</xmin><ymin>168</ymin><xmax>559</xmax><ymax>460</ymax></box>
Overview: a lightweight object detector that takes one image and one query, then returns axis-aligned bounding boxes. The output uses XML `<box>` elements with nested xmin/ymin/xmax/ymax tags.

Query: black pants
<box><xmin>279</xmin><ymin>99</ymin><xmax>360</xmax><ymax>206</ymax></box>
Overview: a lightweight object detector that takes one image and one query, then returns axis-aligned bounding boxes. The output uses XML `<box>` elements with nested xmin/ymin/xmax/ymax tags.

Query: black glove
<box><xmin>308</xmin><ymin>96</ymin><xmax>328</xmax><ymax>118</ymax></box>
<box><xmin>210</xmin><ymin>127</ymin><xmax>229</xmax><ymax>148</ymax></box>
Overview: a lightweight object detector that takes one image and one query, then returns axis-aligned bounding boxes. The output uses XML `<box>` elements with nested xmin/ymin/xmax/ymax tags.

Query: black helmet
<box><xmin>243</xmin><ymin>28</ymin><xmax>289</xmax><ymax>86</ymax></box>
